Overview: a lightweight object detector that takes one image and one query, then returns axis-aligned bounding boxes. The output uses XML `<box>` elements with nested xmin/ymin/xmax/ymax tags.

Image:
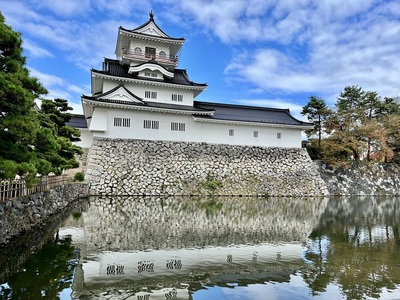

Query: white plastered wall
<box><xmin>89</xmin><ymin>108</ymin><xmax>303</xmax><ymax>148</ymax></box>
<box><xmin>103</xmin><ymin>81</ymin><xmax>196</xmax><ymax>106</ymax></box>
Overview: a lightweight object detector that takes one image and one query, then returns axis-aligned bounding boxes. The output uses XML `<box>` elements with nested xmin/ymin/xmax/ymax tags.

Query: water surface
<box><xmin>1</xmin><ymin>196</ymin><xmax>400</xmax><ymax>299</ymax></box>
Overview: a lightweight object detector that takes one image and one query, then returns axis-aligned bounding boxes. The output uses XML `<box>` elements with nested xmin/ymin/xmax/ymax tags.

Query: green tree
<box><xmin>301</xmin><ymin>96</ymin><xmax>332</xmax><ymax>160</ymax></box>
<box><xmin>36</xmin><ymin>98</ymin><xmax>82</xmax><ymax>175</ymax></box>
<box><xmin>301</xmin><ymin>96</ymin><xmax>331</xmax><ymax>147</ymax></box>
<box><xmin>332</xmin><ymin>85</ymin><xmax>366</xmax><ymax>161</ymax></box>
<box><xmin>379</xmin><ymin>100</ymin><xmax>400</xmax><ymax>163</ymax></box>
<box><xmin>0</xmin><ymin>14</ymin><xmax>82</xmax><ymax>183</ymax></box>
<box><xmin>0</xmin><ymin>12</ymin><xmax>47</xmax><ymax>183</ymax></box>
<box><xmin>322</xmin><ymin>86</ymin><xmax>398</xmax><ymax>164</ymax></box>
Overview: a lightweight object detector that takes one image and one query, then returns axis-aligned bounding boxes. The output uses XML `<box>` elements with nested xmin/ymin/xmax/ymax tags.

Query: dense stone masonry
<box><xmin>0</xmin><ymin>183</ymin><xmax>88</xmax><ymax>245</ymax></box>
<box><xmin>317</xmin><ymin>162</ymin><xmax>400</xmax><ymax>196</ymax></box>
<box><xmin>85</xmin><ymin>138</ymin><xmax>329</xmax><ymax>196</ymax></box>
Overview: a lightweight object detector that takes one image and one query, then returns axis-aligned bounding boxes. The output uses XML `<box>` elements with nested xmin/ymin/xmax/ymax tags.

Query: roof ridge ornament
<box><xmin>149</xmin><ymin>11</ymin><xmax>154</xmax><ymax>21</ymax></box>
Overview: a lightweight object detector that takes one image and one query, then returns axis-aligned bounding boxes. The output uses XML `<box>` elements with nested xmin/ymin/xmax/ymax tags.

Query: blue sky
<box><xmin>1</xmin><ymin>0</ymin><xmax>400</xmax><ymax>120</ymax></box>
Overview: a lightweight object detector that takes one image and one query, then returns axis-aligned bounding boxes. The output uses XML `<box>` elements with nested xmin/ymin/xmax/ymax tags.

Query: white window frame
<box><xmin>114</xmin><ymin>117</ymin><xmax>130</xmax><ymax>127</ymax></box>
<box><xmin>144</xmin><ymin>72</ymin><xmax>158</xmax><ymax>78</ymax></box>
<box><xmin>144</xmin><ymin>120</ymin><xmax>159</xmax><ymax>129</ymax></box>
<box><xmin>145</xmin><ymin>91</ymin><xmax>157</xmax><ymax>99</ymax></box>
<box><xmin>171</xmin><ymin>94</ymin><xmax>183</xmax><ymax>102</ymax></box>
<box><xmin>171</xmin><ymin>122</ymin><xmax>185</xmax><ymax>131</ymax></box>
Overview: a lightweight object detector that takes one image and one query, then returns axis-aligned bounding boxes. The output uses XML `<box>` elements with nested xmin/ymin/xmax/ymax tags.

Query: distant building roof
<box><xmin>67</xmin><ymin>114</ymin><xmax>87</xmax><ymax>129</ymax></box>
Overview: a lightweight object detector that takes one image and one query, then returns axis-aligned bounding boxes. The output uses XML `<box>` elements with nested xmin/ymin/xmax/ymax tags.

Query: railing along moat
<box><xmin>0</xmin><ymin>174</ymin><xmax>73</xmax><ymax>202</ymax></box>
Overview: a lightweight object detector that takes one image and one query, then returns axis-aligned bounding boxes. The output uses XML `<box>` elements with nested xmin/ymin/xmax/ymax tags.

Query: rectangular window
<box><xmin>171</xmin><ymin>94</ymin><xmax>183</xmax><ymax>102</ymax></box>
<box><xmin>123</xmin><ymin>118</ymin><xmax>130</xmax><ymax>127</ymax></box>
<box><xmin>253</xmin><ymin>131</ymin><xmax>258</xmax><ymax>138</ymax></box>
<box><xmin>144</xmin><ymin>120</ymin><xmax>159</xmax><ymax>129</ymax></box>
<box><xmin>114</xmin><ymin>117</ymin><xmax>130</xmax><ymax>127</ymax></box>
<box><xmin>114</xmin><ymin>117</ymin><xmax>122</xmax><ymax>127</ymax></box>
<box><xmin>277</xmin><ymin>132</ymin><xmax>282</xmax><ymax>139</ymax></box>
<box><xmin>145</xmin><ymin>91</ymin><xmax>157</xmax><ymax>99</ymax></box>
<box><xmin>145</xmin><ymin>47</ymin><xmax>156</xmax><ymax>59</ymax></box>
<box><xmin>171</xmin><ymin>122</ymin><xmax>185</xmax><ymax>131</ymax></box>
<box><xmin>229</xmin><ymin>129</ymin><xmax>234</xmax><ymax>136</ymax></box>
<box><xmin>144</xmin><ymin>72</ymin><xmax>158</xmax><ymax>78</ymax></box>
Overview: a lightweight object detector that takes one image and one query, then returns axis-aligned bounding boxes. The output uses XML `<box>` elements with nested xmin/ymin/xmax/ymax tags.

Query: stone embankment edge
<box><xmin>315</xmin><ymin>161</ymin><xmax>400</xmax><ymax>196</ymax></box>
<box><xmin>0</xmin><ymin>183</ymin><xmax>88</xmax><ymax>246</ymax></box>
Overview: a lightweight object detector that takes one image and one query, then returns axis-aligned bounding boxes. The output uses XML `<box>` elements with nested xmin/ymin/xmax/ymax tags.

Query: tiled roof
<box><xmin>92</xmin><ymin>83</ymin><xmax>143</xmax><ymax>101</ymax></box>
<box><xmin>120</xmin><ymin>12</ymin><xmax>185</xmax><ymax>41</ymax></box>
<box><xmin>94</xmin><ymin>58</ymin><xmax>207</xmax><ymax>87</ymax></box>
<box><xmin>194</xmin><ymin>101</ymin><xmax>312</xmax><ymax>126</ymax></box>
<box><xmin>119</xmin><ymin>26</ymin><xmax>185</xmax><ymax>41</ymax></box>
<box><xmin>67</xmin><ymin>114</ymin><xmax>87</xmax><ymax>129</ymax></box>
<box><xmin>82</xmin><ymin>95</ymin><xmax>213</xmax><ymax>113</ymax></box>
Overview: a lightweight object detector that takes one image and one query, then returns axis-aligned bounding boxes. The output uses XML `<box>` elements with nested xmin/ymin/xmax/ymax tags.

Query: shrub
<box><xmin>74</xmin><ymin>172</ymin><xmax>84</xmax><ymax>182</ymax></box>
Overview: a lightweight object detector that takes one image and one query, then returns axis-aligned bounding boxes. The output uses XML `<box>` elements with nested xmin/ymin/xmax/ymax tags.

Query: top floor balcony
<box><xmin>122</xmin><ymin>49</ymin><xmax>179</xmax><ymax>67</ymax></box>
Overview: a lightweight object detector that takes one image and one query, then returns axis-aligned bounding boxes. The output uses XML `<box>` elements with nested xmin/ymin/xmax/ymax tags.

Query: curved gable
<box><xmin>129</xmin><ymin>62</ymin><xmax>174</xmax><ymax>78</ymax></box>
<box><xmin>95</xmin><ymin>84</ymin><xmax>144</xmax><ymax>103</ymax></box>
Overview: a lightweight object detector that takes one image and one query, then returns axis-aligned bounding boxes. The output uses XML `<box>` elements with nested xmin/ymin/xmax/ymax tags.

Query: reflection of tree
<box><xmin>0</xmin><ymin>235</ymin><xmax>78</xmax><ymax>299</ymax></box>
<box><xmin>303</xmin><ymin>197</ymin><xmax>400</xmax><ymax>300</ymax></box>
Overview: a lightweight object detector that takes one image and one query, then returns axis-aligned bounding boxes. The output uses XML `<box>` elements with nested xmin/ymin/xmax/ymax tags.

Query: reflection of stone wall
<box><xmin>85</xmin><ymin>139</ymin><xmax>328</xmax><ymax>196</ymax></box>
<box><xmin>317</xmin><ymin>162</ymin><xmax>400</xmax><ymax>196</ymax></box>
<box><xmin>318</xmin><ymin>196</ymin><xmax>400</xmax><ymax>227</ymax></box>
<box><xmin>81</xmin><ymin>196</ymin><xmax>328</xmax><ymax>251</ymax></box>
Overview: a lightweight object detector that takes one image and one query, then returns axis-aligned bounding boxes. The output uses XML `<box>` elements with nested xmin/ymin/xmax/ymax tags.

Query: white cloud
<box><xmin>3</xmin><ymin>0</ymin><xmax>400</xmax><ymax>108</ymax></box>
<box><xmin>68</xmin><ymin>101</ymin><xmax>84</xmax><ymax>115</ymax></box>
<box><xmin>29</xmin><ymin>67</ymin><xmax>64</xmax><ymax>87</ymax></box>
<box><xmin>67</xmin><ymin>84</ymin><xmax>89</xmax><ymax>96</ymax></box>
<box><xmin>30</xmin><ymin>0</ymin><xmax>92</xmax><ymax>17</ymax></box>
<box><xmin>23</xmin><ymin>39</ymin><xmax>54</xmax><ymax>58</ymax></box>
<box><xmin>28</xmin><ymin>67</ymin><xmax>84</xmax><ymax>113</ymax></box>
<box><xmin>217</xmin><ymin>0</ymin><xmax>400</xmax><ymax>99</ymax></box>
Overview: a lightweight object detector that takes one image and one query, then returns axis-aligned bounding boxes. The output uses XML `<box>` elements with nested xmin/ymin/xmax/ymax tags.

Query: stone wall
<box><xmin>85</xmin><ymin>138</ymin><xmax>329</xmax><ymax>196</ymax></box>
<box><xmin>316</xmin><ymin>162</ymin><xmax>400</xmax><ymax>196</ymax></box>
<box><xmin>0</xmin><ymin>183</ymin><xmax>88</xmax><ymax>245</ymax></box>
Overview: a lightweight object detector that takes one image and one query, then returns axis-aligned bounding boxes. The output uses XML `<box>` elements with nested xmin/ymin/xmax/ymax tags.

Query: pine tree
<box><xmin>0</xmin><ymin>12</ymin><xmax>47</xmax><ymax>183</ymax></box>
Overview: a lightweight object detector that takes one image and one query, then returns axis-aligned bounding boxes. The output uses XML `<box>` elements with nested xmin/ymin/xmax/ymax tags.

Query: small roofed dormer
<box><xmin>115</xmin><ymin>11</ymin><xmax>185</xmax><ymax>70</ymax></box>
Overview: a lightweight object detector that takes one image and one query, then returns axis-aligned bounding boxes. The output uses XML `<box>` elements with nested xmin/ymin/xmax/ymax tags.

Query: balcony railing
<box><xmin>122</xmin><ymin>50</ymin><xmax>179</xmax><ymax>65</ymax></box>
<box><xmin>0</xmin><ymin>174</ymin><xmax>74</xmax><ymax>202</ymax></box>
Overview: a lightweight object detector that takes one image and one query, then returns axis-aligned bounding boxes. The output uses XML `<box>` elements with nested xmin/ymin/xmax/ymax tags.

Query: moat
<box><xmin>1</xmin><ymin>195</ymin><xmax>400</xmax><ymax>299</ymax></box>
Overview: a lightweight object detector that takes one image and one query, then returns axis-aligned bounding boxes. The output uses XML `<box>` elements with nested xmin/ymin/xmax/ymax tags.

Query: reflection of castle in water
<box><xmin>81</xmin><ymin>196</ymin><xmax>329</xmax><ymax>251</ymax></box>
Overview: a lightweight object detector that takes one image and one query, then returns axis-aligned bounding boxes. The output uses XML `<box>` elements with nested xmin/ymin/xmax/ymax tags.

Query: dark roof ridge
<box><xmin>119</xmin><ymin>26</ymin><xmax>185</xmax><ymax>41</ymax></box>
<box><xmin>194</xmin><ymin>100</ymin><xmax>290</xmax><ymax>112</ymax></box>
<box><xmin>92</xmin><ymin>83</ymin><xmax>144</xmax><ymax>102</ymax></box>
<box><xmin>194</xmin><ymin>101</ymin><xmax>313</xmax><ymax>126</ymax></box>
<box><xmin>91</xmin><ymin>67</ymin><xmax>208</xmax><ymax>87</ymax></box>
<box><xmin>119</xmin><ymin>12</ymin><xmax>185</xmax><ymax>41</ymax></box>
<box><xmin>129</xmin><ymin>60</ymin><xmax>173</xmax><ymax>73</ymax></box>
<box><xmin>175</xmin><ymin>69</ymin><xmax>207</xmax><ymax>86</ymax></box>
<box><xmin>104</xmin><ymin>57</ymin><xmax>119</xmax><ymax>63</ymax></box>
